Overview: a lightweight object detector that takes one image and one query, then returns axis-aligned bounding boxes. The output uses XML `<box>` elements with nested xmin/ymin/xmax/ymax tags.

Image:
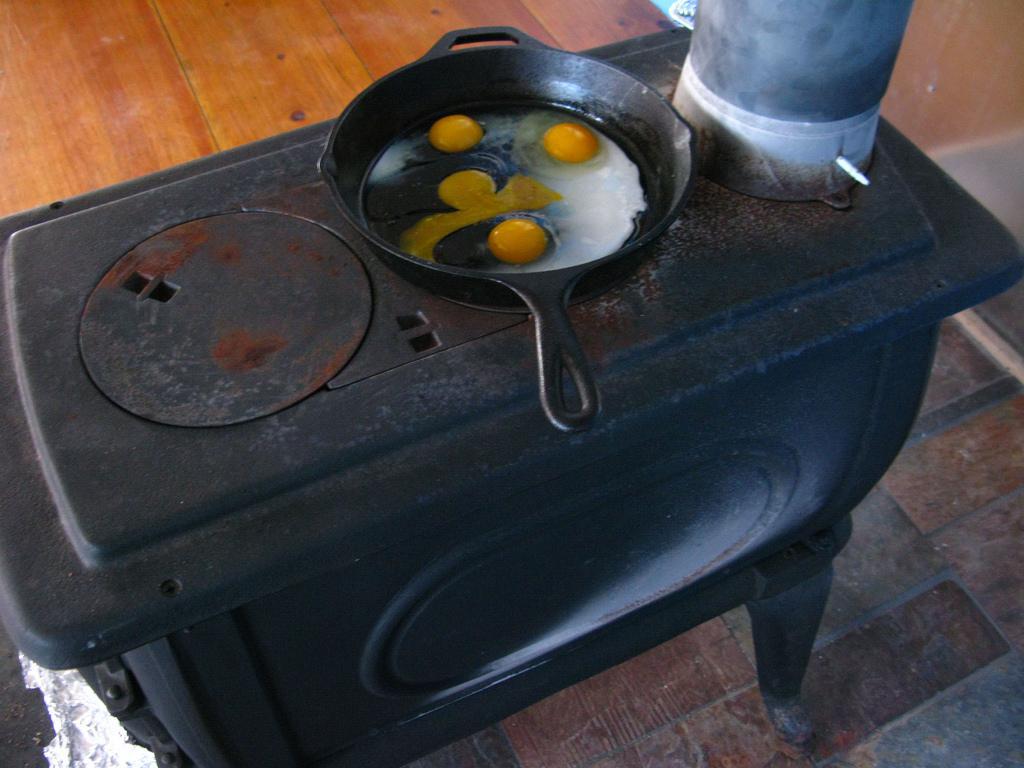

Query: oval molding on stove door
<box><xmin>362</xmin><ymin>442</ymin><xmax>798</xmax><ymax>698</ymax></box>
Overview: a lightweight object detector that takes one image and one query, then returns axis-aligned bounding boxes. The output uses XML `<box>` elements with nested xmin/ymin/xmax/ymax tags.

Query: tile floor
<box><xmin>1</xmin><ymin>307</ymin><xmax>1021</xmax><ymax>768</ymax></box>
<box><xmin>408</xmin><ymin>318</ymin><xmax>1024</xmax><ymax>768</ymax></box>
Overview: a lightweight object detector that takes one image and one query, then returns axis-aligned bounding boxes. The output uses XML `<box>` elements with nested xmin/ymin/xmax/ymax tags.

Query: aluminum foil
<box><xmin>669</xmin><ymin>0</ymin><xmax>697</xmax><ymax>29</ymax></box>
<box><xmin>20</xmin><ymin>655</ymin><xmax>156</xmax><ymax>768</ymax></box>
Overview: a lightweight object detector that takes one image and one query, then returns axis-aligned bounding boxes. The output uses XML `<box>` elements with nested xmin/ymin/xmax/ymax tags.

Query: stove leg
<box><xmin>746</xmin><ymin>564</ymin><xmax>832</xmax><ymax>750</ymax></box>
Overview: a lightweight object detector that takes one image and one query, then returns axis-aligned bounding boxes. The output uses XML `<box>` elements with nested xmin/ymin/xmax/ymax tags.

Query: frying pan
<box><xmin>321</xmin><ymin>27</ymin><xmax>695</xmax><ymax>431</ymax></box>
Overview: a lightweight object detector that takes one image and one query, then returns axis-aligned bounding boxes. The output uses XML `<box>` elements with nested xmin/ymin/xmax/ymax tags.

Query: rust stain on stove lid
<box><xmin>81</xmin><ymin>211</ymin><xmax>373</xmax><ymax>426</ymax></box>
<box><xmin>216</xmin><ymin>243</ymin><xmax>242</xmax><ymax>265</ymax></box>
<box><xmin>100</xmin><ymin>219</ymin><xmax>213</xmax><ymax>289</ymax></box>
<box><xmin>212</xmin><ymin>330</ymin><xmax>289</xmax><ymax>373</ymax></box>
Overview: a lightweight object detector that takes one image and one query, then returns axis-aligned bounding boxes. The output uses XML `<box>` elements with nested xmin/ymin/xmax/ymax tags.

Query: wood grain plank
<box><xmin>883</xmin><ymin>0</ymin><xmax>1024</xmax><ymax>151</ymax></box>
<box><xmin>520</xmin><ymin>0</ymin><xmax>670</xmax><ymax>51</ymax></box>
<box><xmin>0</xmin><ymin>0</ymin><xmax>216</xmax><ymax>217</ymax></box>
<box><xmin>320</xmin><ymin>0</ymin><xmax>557</xmax><ymax>80</ymax></box>
<box><xmin>153</xmin><ymin>0</ymin><xmax>373</xmax><ymax>148</ymax></box>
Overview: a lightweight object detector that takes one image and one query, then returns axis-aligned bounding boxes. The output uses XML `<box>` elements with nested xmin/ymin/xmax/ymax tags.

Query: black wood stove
<box><xmin>0</xmin><ymin>29</ymin><xmax>1020</xmax><ymax>768</ymax></box>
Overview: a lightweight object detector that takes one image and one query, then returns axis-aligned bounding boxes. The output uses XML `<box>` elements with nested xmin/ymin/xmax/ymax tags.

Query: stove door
<box><xmin>367</xmin><ymin>442</ymin><xmax>797</xmax><ymax>694</ymax></box>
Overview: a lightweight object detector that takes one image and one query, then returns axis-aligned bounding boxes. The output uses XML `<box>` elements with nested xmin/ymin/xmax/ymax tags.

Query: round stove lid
<box><xmin>80</xmin><ymin>212</ymin><xmax>372</xmax><ymax>427</ymax></box>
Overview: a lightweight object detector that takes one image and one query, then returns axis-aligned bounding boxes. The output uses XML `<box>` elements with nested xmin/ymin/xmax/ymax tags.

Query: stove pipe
<box><xmin>673</xmin><ymin>0</ymin><xmax>915</xmax><ymax>202</ymax></box>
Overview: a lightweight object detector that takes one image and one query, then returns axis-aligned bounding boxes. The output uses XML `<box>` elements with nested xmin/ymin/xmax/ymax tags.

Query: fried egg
<box><xmin>543</xmin><ymin>122</ymin><xmax>600</xmax><ymax>163</ymax></box>
<box><xmin>365</xmin><ymin>107</ymin><xmax>646</xmax><ymax>274</ymax></box>
<box><xmin>487</xmin><ymin>218</ymin><xmax>549</xmax><ymax>264</ymax></box>
<box><xmin>428</xmin><ymin>114</ymin><xmax>484</xmax><ymax>153</ymax></box>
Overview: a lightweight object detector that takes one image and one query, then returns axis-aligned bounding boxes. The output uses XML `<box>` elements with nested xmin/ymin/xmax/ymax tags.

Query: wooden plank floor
<box><xmin>0</xmin><ymin>0</ymin><xmax>668</xmax><ymax>217</ymax></box>
<box><xmin>0</xmin><ymin>0</ymin><xmax>217</xmax><ymax>217</ymax></box>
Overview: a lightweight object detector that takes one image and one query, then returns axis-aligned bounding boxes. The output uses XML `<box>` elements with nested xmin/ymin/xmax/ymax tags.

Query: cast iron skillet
<box><xmin>321</xmin><ymin>27</ymin><xmax>695</xmax><ymax>431</ymax></box>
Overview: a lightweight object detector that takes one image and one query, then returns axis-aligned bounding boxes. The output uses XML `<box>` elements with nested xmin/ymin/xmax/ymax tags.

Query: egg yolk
<box><xmin>487</xmin><ymin>219</ymin><xmax>549</xmax><ymax>265</ymax></box>
<box><xmin>428</xmin><ymin>114</ymin><xmax>484</xmax><ymax>153</ymax></box>
<box><xmin>542</xmin><ymin>122</ymin><xmax>600</xmax><ymax>163</ymax></box>
<box><xmin>400</xmin><ymin>174</ymin><xmax>561</xmax><ymax>261</ymax></box>
<box><xmin>437</xmin><ymin>169</ymin><xmax>496</xmax><ymax>208</ymax></box>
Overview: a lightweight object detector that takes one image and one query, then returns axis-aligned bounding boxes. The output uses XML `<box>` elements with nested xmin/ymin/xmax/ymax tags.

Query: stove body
<box><xmin>0</xmin><ymin>32</ymin><xmax>1020</xmax><ymax>768</ymax></box>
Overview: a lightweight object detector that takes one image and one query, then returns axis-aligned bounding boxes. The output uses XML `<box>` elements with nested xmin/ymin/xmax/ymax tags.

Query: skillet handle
<box><xmin>512</xmin><ymin>283</ymin><xmax>600</xmax><ymax>433</ymax></box>
<box><xmin>421</xmin><ymin>27</ymin><xmax>550</xmax><ymax>60</ymax></box>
